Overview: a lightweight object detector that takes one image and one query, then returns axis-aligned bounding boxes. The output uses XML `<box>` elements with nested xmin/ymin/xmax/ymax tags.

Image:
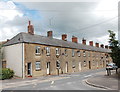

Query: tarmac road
<box><xmin>2</xmin><ymin>68</ymin><xmax>109</xmax><ymax>90</ymax></box>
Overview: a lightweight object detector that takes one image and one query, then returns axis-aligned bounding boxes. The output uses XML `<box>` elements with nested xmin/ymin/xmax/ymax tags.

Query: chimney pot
<box><xmin>101</xmin><ymin>44</ymin><xmax>104</xmax><ymax>48</ymax></box>
<box><xmin>72</xmin><ymin>36</ymin><xmax>78</xmax><ymax>43</ymax></box>
<box><xmin>82</xmin><ymin>38</ymin><xmax>86</xmax><ymax>45</ymax></box>
<box><xmin>7</xmin><ymin>39</ymin><xmax>10</xmax><ymax>42</ymax></box>
<box><xmin>95</xmin><ymin>43</ymin><xmax>99</xmax><ymax>47</ymax></box>
<box><xmin>105</xmin><ymin>45</ymin><xmax>108</xmax><ymax>49</ymax></box>
<box><xmin>89</xmin><ymin>41</ymin><xmax>93</xmax><ymax>46</ymax></box>
<box><xmin>109</xmin><ymin>46</ymin><xmax>112</xmax><ymax>49</ymax></box>
<box><xmin>47</xmin><ymin>31</ymin><xmax>53</xmax><ymax>38</ymax></box>
<box><xmin>28</xmin><ymin>21</ymin><xmax>34</xmax><ymax>35</ymax></box>
<box><xmin>62</xmin><ymin>34</ymin><xmax>67</xmax><ymax>41</ymax></box>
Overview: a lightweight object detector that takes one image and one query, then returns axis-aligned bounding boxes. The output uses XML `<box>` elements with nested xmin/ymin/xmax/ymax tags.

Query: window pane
<box><xmin>83</xmin><ymin>51</ymin><xmax>86</xmax><ymax>56</ymax></box>
<box><xmin>56</xmin><ymin>48</ymin><xmax>59</xmax><ymax>55</ymax></box>
<box><xmin>36</xmin><ymin>61</ymin><xmax>40</xmax><ymax>70</ymax></box>
<box><xmin>46</xmin><ymin>47</ymin><xmax>50</xmax><ymax>55</ymax></box>
<box><xmin>35</xmin><ymin>46</ymin><xmax>40</xmax><ymax>54</ymax></box>
<box><xmin>56</xmin><ymin>61</ymin><xmax>60</xmax><ymax>68</ymax></box>
<box><xmin>65</xmin><ymin>49</ymin><xmax>67</xmax><ymax>54</ymax></box>
<box><xmin>77</xmin><ymin>51</ymin><xmax>80</xmax><ymax>56</ymax></box>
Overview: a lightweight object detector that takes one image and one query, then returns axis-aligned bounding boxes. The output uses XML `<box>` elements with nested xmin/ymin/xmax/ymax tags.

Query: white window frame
<box><xmin>106</xmin><ymin>54</ymin><xmax>109</xmax><ymax>58</ymax></box>
<box><xmin>46</xmin><ymin>47</ymin><xmax>50</xmax><ymax>56</ymax></box>
<box><xmin>56</xmin><ymin>60</ymin><xmax>60</xmax><ymax>68</ymax></box>
<box><xmin>77</xmin><ymin>51</ymin><xmax>81</xmax><ymax>57</ymax></box>
<box><xmin>65</xmin><ymin>49</ymin><xmax>67</xmax><ymax>55</ymax></box>
<box><xmin>72</xmin><ymin>49</ymin><xmax>75</xmax><ymax>57</ymax></box>
<box><xmin>35</xmin><ymin>61</ymin><xmax>41</xmax><ymax>70</ymax></box>
<box><xmin>35</xmin><ymin>46</ymin><xmax>40</xmax><ymax>54</ymax></box>
<box><xmin>56</xmin><ymin>48</ymin><xmax>59</xmax><ymax>55</ymax></box>
<box><xmin>83</xmin><ymin>51</ymin><xmax>86</xmax><ymax>57</ymax></box>
<box><xmin>84</xmin><ymin>61</ymin><xmax>86</xmax><ymax>67</ymax></box>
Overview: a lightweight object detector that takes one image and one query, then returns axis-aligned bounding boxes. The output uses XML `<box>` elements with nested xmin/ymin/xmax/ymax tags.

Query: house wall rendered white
<box><xmin>0</xmin><ymin>47</ymin><xmax>3</xmax><ymax>69</ymax></box>
<box><xmin>3</xmin><ymin>43</ymin><xmax>24</xmax><ymax>77</ymax></box>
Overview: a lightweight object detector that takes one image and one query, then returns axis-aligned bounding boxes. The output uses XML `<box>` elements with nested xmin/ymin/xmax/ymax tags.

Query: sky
<box><xmin>0</xmin><ymin>0</ymin><xmax>119</xmax><ymax>46</ymax></box>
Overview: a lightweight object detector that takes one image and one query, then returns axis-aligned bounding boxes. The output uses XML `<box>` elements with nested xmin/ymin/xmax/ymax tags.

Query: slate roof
<box><xmin>4</xmin><ymin>32</ymin><xmax>111</xmax><ymax>53</ymax></box>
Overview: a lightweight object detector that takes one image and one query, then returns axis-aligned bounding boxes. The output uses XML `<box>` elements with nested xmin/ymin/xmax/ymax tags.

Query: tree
<box><xmin>108</xmin><ymin>30</ymin><xmax>120</xmax><ymax>68</ymax></box>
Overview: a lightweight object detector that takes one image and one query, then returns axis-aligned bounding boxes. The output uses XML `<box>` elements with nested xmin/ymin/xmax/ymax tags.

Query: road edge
<box><xmin>85</xmin><ymin>79</ymin><xmax>113</xmax><ymax>90</ymax></box>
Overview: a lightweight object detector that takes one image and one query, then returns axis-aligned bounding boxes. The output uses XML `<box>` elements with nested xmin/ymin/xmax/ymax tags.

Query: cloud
<box><xmin>20</xmin><ymin>2</ymin><xmax>118</xmax><ymax>45</ymax></box>
<box><xmin>0</xmin><ymin>1</ymin><xmax>118</xmax><ymax>46</ymax></box>
<box><xmin>0</xmin><ymin>1</ymin><xmax>25</xmax><ymax>40</ymax></box>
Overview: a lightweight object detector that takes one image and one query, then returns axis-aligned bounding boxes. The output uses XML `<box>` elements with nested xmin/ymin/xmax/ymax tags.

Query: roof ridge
<box><xmin>3</xmin><ymin>32</ymin><xmax>111</xmax><ymax>53</ymax></box>
<box><xmin>20</xmin><ymin>33</ymin><xmax>104</xmax><ymax>48</ymax></box>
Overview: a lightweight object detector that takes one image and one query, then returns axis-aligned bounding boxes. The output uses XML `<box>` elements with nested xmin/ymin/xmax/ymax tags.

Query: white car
<box><xmin>106</xmin><ymin>63</ymin><xmax>118</xmax><ymax>70</ymax></box>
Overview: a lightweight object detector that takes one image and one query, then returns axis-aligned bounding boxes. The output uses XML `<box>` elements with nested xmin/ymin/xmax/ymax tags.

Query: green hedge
<box><xmin>0</xmin><ymin>68</ymin><xmax>14</xmax><ymax>80</ymax></box>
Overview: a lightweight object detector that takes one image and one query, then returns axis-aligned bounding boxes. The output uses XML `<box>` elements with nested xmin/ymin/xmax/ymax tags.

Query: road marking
<box><xmin>84</xmin><ymin>75</ymin><xmax>92</xmax><ymax>78</ymax></box>
<box><xmin>51</xmin><ymin>81</ymin><xmax>54</xmax><ymax>84</ymax></box>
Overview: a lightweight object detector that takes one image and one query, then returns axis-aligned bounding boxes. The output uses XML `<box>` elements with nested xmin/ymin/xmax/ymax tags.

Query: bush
<box><xmin>0</xmin><ymin>68</ymin><xmax>14</xmax><ymax>80</ymax></box>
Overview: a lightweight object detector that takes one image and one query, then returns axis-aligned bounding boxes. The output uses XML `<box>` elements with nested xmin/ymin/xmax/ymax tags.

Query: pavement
<box><xmin>85</xmin><ymin>70</ymin><xmax>120</xmax><ymax>90</ymax></box>
<box><xmin>1</xmin><ymin>74</ymin><xmax>69</xmax><ymax>90</ymax></box>
<box><xmin>1</xmin><ymin>74</ymin><xmax>68</xmax><ymax>83</ymax></box>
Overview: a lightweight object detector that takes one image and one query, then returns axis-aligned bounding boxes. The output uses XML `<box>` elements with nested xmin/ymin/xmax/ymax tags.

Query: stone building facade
<box><xmin>3</xmin><ymin>21</ymin><xmax>112</xmax><ymax>78</ymax></box>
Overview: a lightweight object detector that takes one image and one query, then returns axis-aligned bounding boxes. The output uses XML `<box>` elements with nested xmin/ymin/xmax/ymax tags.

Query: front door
<box><xmin>47</xmin><ymin>62</ymin><xmax>50</xmax><ymax>75</ymax></box>
<box><xmin>66</xmin><ymin>62</ymin><xmax>68</xmax><ymax>73</ymax></box>
<box><xmin>27</xmin><ymin>62</ymin><xmax>32</xmax><ymax>75</ymax></box>
<box><xmin>89</xmin><ymin>61</ymin><xmax>91</xmax><ymax>69</ymax></box>
<box><xmin>79</xmin><ymin>62</ymin><xmax>82</xmax><ymax>71</ymax></box>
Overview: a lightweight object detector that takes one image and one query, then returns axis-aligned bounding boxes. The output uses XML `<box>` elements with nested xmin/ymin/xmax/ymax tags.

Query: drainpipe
<box><xmin>22</xmin><ymin>43</ymin><xmax>25</xmax><ymax>79</ymax></box>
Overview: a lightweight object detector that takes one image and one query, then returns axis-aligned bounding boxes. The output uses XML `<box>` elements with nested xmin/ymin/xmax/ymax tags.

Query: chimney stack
<box><xmin>62</xmin><ymin>34</ymin><xmax>67</xmax><ymax>41</ymax></box>
<box><xmin>95</xmin><ymin>43</ymin><xmax>99</xmax><ymax>48</ymax></box>
<box><xmin>89</xmin><ymin>41</ymin><xmax>93</xmax><ymax>46</ymax></box>
<box><xmin>105</xmin><ymin>45</ymin><xmax>108</xmax><ymax>49</ymax></box>
<box><xmin>109</xmin><ymin>46</ymin><xmax>112</xmax><ymax>49</ymax></box>
<box><xmin>47</xmin><ymin>31</ymin><xmax>53</xmax><ymax>38</ymax></box>
<box><xmin>82</xmin><ymin>38</ymin><xmax>86</xmax><ymax>45</ymax></box>
<box><xmin>28</xmin><ymin>21</ymin><xmax>34</xmax><ymax>35</ymax></box>
<box><xmin>7</xmin><ymin>39</ymin><xmax>10</xmax><ymax>42</ymax></box>
<box><xmin>100</xmin><ymin>44</ymin><xmax>104</xmax><ymax>48</ymax></box>
<box><xmin>72</xmin><ymin>36</ymin><xmax>78</xmax><ymax>43</ymax></box>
